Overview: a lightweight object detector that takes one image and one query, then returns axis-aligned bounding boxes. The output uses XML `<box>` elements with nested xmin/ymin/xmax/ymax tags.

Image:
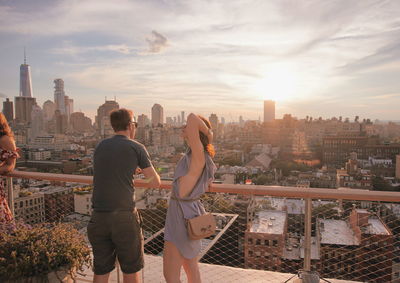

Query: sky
<box><xmin>0</xmin><ymin>0</ymin><xmax>400</xmax><ymax>122</ymax></box>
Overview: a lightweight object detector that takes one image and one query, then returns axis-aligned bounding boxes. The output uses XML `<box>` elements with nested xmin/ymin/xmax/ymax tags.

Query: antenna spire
<box><xmin>24</xmin><ymin>47</ymin><xmax>26</xmax><ymax>64</ymax></box>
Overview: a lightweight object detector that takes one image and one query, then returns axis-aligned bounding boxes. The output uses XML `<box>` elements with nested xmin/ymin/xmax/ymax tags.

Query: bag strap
<box><xmin>171</xmin><ymin>195</ymin><xmax>200</xmax><ymax>202</ymax></box>
<box><xmin>172</xmin><ymin>194</ymin><xmax>207</xmax><ymax>218</ymax></box>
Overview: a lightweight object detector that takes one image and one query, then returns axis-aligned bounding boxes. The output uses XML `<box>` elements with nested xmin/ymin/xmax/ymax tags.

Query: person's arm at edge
<box><xmin>0</xmin><ymin>135</ymin><xmax>16</xmax><ymax>174</ymax></box>
<box><xmin>141</xmin><ymin>166</ymin><xmax>161</xmax><ymax>188</ymax></box>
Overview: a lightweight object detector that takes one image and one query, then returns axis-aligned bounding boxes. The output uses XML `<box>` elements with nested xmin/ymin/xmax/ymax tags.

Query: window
<box><xmin>273</xmin><ymin>240</ymin><xmax>278</xmax><ymax>247</ymax></box>
<box><xmin>265</xmin><ymin>240</ymin><xmax>270</xmax><ymax>246</ymax></box>
<box><xmin>256</xmin><ymin>239</ymin><xmax>261</xmax><ymax>245</ymax></box>
<box><xmin>248</xmin><ymin>238</ymin><xmax>253</xmax><ymax>244</ymax></box>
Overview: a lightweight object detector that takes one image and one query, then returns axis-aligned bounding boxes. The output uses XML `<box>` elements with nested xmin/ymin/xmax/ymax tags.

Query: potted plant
<box><xmin>0</xmin><ymin>222</ymin><xmax>91</xmax><ymax>282</ymax></box>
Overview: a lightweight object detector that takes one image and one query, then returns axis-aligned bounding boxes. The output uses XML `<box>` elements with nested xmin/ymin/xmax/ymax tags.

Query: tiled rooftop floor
<box><xmin>76</xmin><ymin>254</ymin><xmax>359</xmax><ymax>283</ymax></box>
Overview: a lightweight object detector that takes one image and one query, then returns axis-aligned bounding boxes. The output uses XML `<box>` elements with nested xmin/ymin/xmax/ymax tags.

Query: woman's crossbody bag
<box><xmin>171</xmin><ymin>195</ymin><xmax>216</xmax><ymax>240</ymax></box>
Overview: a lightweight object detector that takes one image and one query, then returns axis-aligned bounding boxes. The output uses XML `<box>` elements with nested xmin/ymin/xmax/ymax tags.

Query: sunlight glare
<box><xmin>252</xmin><ymin>64</ymin><xmax>301</xmax><ymax>101</ymax></box>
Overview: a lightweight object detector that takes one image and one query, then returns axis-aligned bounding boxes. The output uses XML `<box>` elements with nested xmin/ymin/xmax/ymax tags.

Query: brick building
<box><xmin>41</xmin><ymin>186</ymin><xmax>74</xmax><ymax>222</ymax></box>
<box><xmin>14</xmin><ymin>192</ymin><xmax>45</xmax><ymax>224</ymax></box>
<box><xmin>245</xmin><ymin>210</ymin><xmax>287</xmax><ymax>271</ymax></box>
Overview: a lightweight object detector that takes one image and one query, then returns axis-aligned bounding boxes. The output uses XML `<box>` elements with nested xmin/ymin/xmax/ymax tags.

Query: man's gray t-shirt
<box><xmin>92</xmin><ymin>135</ymin><xmax>152</xmax><ymax>212</ymax></box>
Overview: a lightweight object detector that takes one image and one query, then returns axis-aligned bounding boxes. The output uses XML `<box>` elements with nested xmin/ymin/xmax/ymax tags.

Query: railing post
<box><xmin>6</xmin><ymin>177</ymin><xmax>14</xmax><ymax>217</ymax></box>
<box><xmin>304</xmin><ymin>198</ymin><xmax>312</xmax><ymax>272</ymax></box>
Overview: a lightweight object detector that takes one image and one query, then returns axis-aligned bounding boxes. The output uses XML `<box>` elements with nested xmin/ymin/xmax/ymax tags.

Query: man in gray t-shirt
<box><xmin>88</xmin><ymin>108</ymin><xmax>160</xmax><ymax>283</ymax></box>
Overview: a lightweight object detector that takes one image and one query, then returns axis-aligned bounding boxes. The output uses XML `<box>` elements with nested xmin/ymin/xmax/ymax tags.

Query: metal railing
<box><xmin>4</xmin><ymin>170</ymin><xmax>400</xmax><ymax>282</ymax></box>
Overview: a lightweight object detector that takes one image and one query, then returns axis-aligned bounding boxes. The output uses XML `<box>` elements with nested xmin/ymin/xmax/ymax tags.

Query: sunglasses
<box><xmin>130</xmin><ymin>121</ymin><xmax>138</xmax><ymax>128</ymax></box>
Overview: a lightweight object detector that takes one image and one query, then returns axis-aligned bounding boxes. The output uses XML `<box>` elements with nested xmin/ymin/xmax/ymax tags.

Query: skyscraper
<box><xmin>96</xmin><ymin>100</ymin><xmax>119</xmax><ymax>136</ymax></box>
<box><xmin>264</xmin><ymin>100</ymin><xmax>275</xmax><ymax>123</ymax></box>
<box><xmin>151</xmin><ymin>104</ymin><xmax>164</xmax><ymax>127</ymax></box>
<box><xmin>30</xmin><ymin>104</ymin><xmax>44</xmax><ymax>139</ymax></box>
<box><xmin>15</xmin><ymin>96</ymin><xmax>36</xmax><ymax>123</ymax></box>
<box><xmin>209</xmin><ymin>113</ymin><xmax>219</xmax><ymax>140</ymax></box>
<box><xmin>19</xmin><ymin>50</ymin><xmax>33</xmax><ymax>98</ymax></box>
<box><xmin>3</xmin><ymin>98</ymin><xmax>14</xmax><ymax>122</ymax></box>
<box><xmin>54</xmin><ymin>110</ymin><xmax>68</xmax><ymax>134</ymax></box>
<box><xmin>64</xmin><ymin>96</ymin><xmax>74</xmax><ymax>121</ymax></box>
<box><xmin>54</xmin><ymin>79</ymin><xmax>66</xmax><ymax>114</ymax></box>
<box><xmin>181</xmin><ymin>111</ymin><xmax>185</xmax><ymax>125</ymax></box>
<box><xmin>43</xmin><ymin>100</ymin><xmax>56</xmax><ymax>121</ymax></box>
<box><xmin>70</xmin><ymin>112</ymin><xmax>92</xmax><ymax>133</ymax></box>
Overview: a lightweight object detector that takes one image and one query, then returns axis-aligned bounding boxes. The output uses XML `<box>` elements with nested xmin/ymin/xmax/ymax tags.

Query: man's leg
<box><xmin>122</xmin><ymin>271</ymin><xmax>141</xmax><ymax>283</ymax></box>
<box><xmin>88</xmin><ymin>212</ymin><xmax>116</xmax><ymax>283</ymax></box>
<box><xmin>113</xmin><ymin>211</ymin><xmax>144</xmax><ymax>282</ymax></box>
<box><xmin>93</xmin><ymin>273</ymin><xmax>111</xmax><ymax>283</ymax></box>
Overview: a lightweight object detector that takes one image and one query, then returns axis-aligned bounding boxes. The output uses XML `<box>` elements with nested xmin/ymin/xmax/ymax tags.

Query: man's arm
<box><xmin>141</xmin><ymin>166</ymin><xmax>161</xmax><ymax>188</ymax></box>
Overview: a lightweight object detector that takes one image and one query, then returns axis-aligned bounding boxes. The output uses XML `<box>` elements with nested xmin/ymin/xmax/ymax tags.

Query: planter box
<box><xmin>5</xmin><ymin>268</ymin><xmax>75</xmax><ymax>283</ymax></box>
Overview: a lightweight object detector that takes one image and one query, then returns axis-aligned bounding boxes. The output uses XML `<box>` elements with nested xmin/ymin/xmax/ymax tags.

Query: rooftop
<box><xmin>76</xmin><ymin>254</ymin><xmax>360</xmax><ymax>283</ymax></box>
<box><xmin>365</xmin><ymin>218</ymin><xmax>391</xmax><ymax>235</ymax></box>
<box><xmin>319</xmin><ymin>219</ymin><xmax>359</xmax><ymax>246</ymax></box>
<box><xmin>250</xmin><ymin>210</ymin><xmax>286</xmax><ymax>234</ymax></box>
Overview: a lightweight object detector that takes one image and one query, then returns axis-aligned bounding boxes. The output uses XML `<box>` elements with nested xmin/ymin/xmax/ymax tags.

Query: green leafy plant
<box><xmin>0</xmin><ymin>222</ymin><xmax>91</xmax><ymax>282</ymax></box>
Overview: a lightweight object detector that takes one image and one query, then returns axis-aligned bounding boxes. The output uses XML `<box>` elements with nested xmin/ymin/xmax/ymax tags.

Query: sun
<box><xmin>251</xmin><ymin>64</ymin><xmax>300</xmax><ymax>101</ymax></box>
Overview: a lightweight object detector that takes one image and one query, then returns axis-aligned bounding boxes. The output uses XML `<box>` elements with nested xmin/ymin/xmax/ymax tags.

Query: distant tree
<box><xmin>254</xmin><ymin>174</ymin><xmax>269</xmax><ymax>185</ymax></box>
<box><xmin>372</xmin><ymin>176</ymin><xmax>394</xmax><ymax>191</ymax></box>
<box><xmin>355</xmin><ymin>116</ymin><xmax>359</xmax><ymax>122</ymax></box>
<box><xmin>202</xmin><ymin>194</ymin><xmax>234</xmax><ymax>213</ymax></box>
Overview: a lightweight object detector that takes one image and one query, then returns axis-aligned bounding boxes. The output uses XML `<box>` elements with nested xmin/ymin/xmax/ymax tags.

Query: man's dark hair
<box><xmin>110</xmin><ymin>108</ymin><xmax>133</xmax><ymax>132</ymax></box>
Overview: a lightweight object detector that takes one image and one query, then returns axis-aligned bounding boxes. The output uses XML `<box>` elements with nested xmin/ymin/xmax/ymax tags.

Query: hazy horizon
<box><xmin>1</xmin><ymin>0</ymin><xmax>400</xmax><ymax>121</ymax></box>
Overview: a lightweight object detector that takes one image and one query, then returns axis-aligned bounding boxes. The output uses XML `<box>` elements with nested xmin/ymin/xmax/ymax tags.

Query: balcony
<box><xmin>4</xmin><ymin>170</ymin><xmax>400</xmax><ymax>282</ymax></box>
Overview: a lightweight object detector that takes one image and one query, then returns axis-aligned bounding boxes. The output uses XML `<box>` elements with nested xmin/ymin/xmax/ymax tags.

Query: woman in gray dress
<box><xmin>163</xmin><ymin>113</ymin><xmax>216</xmax><ymax>283</ymax></box>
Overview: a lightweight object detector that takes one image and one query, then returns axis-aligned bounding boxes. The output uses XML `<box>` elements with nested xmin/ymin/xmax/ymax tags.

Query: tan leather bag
<box><xmin>187</xmin><ymin>213</ymin><xmax>216</xmax><ymax>240</ymax></box>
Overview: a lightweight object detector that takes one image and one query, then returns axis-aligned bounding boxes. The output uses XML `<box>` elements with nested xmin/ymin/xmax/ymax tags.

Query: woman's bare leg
<box><xmin>183</xmin><ymin>256</ymin><xmax>201</xmax><ymax>283</ymax></box>
<box><xmin>163</xmin><ymin>241</ymin><xmax>184</xmax><ymax>283</ymax></box>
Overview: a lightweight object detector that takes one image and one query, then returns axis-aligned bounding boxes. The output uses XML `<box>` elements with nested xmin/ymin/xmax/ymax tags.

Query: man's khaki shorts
<box><xmin>87</xmin><ymin>209</ymin><xmax>144</xmax><ymax>275</ymax></box>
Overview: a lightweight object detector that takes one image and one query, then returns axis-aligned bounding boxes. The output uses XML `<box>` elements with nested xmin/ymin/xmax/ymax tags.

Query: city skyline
<box><xmin>0</xmin><ymin>0</ymin><xmax>400</xmax><ymax>121</ymax></box>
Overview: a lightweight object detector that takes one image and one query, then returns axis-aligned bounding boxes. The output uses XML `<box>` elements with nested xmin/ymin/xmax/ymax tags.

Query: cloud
<box><xmin>51</xmin><ymin>44</ymin><xmax>134</xmax><ymax>55</ymax></box>
<box><xmin>1</xmin><ymin>0</ymin><xmax>400</xmax><ymax>120</ymax></box>
<box><xmin>145</xmin><ymin>30</ymin><xmax>168</xmax><ymax>53</ymax></box>
<box><xmin>368</xmin><ymin>93</ymin><xmax>400</xmax><ymax>100</ymax></box>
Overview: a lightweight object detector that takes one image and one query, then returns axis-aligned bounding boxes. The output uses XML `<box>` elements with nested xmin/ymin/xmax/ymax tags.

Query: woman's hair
<box><xmin>0</xmin><ymin>113</ymin><xmax>13</xmax><ymax>138</ymax></box>
<box><xmin>198</xmin><ymin>115</ymin><xmax>215</xmax><ymax>158</ymax></box>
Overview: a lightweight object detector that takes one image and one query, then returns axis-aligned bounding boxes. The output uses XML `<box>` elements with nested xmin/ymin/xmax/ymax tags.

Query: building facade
<box><xmin>14</xmin><ymin>193</ymin><xmax>45</xmax><ymax>224</ymax></box>
<box><xmin>263</xmin><ymin>100</ymin><xmax>275</xmax><ymax>123</ymax></box>
<box><xmin>54</xmin><ymin>79</ymin><xmax>66</xmax><ymax>114</ymax></box>
<box><xmin>19</xmin><ymin>54</ymin><xmax>33</xmax><ymax>98</ymax></box>
<box><xmin>2</xmin><ymin>98</ymin><xmax>14</xmax><ymax>121</ymax></box>
<box><xmin>151</xmin><ymin>103</ymin><xmax>164</xmax><ymax>127</ymax></box>
<box><xmin>15</xmin><ymin>96</ymin><xmax>36</xmax><ymax>123</ymax></box>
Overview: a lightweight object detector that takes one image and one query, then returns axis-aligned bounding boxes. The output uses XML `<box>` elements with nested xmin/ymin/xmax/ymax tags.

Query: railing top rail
<box><xmin>7</xmin><ymin>170</ymin><xmax>400</xmax><ymax>202</ymax></box>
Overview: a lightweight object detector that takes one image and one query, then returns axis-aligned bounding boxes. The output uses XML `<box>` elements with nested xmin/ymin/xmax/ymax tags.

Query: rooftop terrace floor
<box><xmin>76</xmin><ymin>254</ymin><xmax>359</xmax><ymax>283</ymax></box>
